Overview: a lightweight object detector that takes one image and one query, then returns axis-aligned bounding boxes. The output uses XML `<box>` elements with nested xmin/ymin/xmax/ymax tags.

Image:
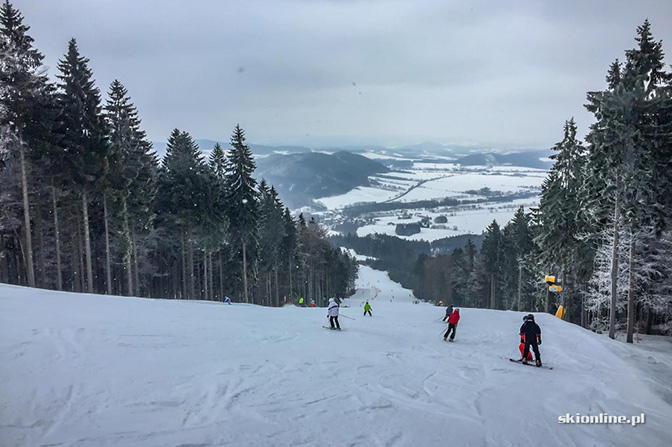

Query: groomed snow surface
<box><xmin>2</xmin><ymin>266</ymin><xmax>671</xmax><ymax>447</ymax></box>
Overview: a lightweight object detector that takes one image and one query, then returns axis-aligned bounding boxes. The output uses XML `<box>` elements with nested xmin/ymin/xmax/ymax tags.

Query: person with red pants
<box><xmin>443</xmin><ymin>308</ymin><xmax>460</xmax><ymax>341</ymax></box>
<box><xmin>518</xmin><ymin>316</ymin><xmax>534</xmax><ymax>361</ymax></box>
<box><xmin>520</xmin><ymin>313</ymin><xmax>542</xmax><ymax>366</ymax></box>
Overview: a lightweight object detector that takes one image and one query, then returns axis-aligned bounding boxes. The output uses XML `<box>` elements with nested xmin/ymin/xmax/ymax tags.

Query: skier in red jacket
<box><xmin>443</xmin><ymin>309</ymin><xmax>460</xmax><ymax>342</ymax></box>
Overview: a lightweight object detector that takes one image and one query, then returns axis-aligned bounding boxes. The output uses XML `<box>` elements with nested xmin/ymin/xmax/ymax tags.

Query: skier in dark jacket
<box><xmin>442</xmin><ymin>304</ymin><xmax>454</xmax><ymax>322</ymax></box>
<box><xmin>519</xmin><ymin>314</ymin><xmax>542</xmax><ymax>366</ymax></box>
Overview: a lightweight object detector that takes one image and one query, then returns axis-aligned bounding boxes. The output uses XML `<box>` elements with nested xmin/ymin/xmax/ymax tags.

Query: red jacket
<box><xmin>448</xmin><ymin>310</ymin><xmax>460</xmax><ymax>325</ymax></box>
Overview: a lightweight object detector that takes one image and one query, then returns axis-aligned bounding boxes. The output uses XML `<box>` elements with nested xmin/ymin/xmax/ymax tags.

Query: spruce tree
<box><xmin>104</xmin><ymin>79</ymin><xmax>155</xmax><ymax>295</ymax></box>
<box><xmin>224</xmin><ymin>124</ymin><xmax>259</xmax><ymax>303</ymax></box>
<box><xmin>157</xmin><ymin>129</ymin><xmax>208</xmax><ymax>299</ymax></box>
<box><xmin>56</xmin><ymin>39</ymin><xmax>109</xmax><ymax>293</ymax></box>
<box><xmin>584</xmin><ymin>21</ymin><xmax>671</xmax><ymax>341</ymax></box>
<box><xmin>0</xmin><ymin>0</ymin><xmax>53</xmax><ymax>287</ymax></box>
<box><xmin>480</xmin><ymin>220</ymin><xmax>503</xmax><ymax>309</ymax></box>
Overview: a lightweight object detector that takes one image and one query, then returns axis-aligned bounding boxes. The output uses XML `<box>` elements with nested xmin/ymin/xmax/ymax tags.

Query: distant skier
<box><xmin>442</xmin><ymin>304</ymin><xmax>454</xmax><ymax>322</ymax></box>
<box><xmin>519</xmin><ymin>313</ymin><xmax>542</xmax><ymax>366</ymax></box>
<box><xmin>299</xmin><ymin>297</ymin><xmax>304</xmax><ymax>307</ymax></box>
<box><xmin>327</xmin><ymin>298</ymin><xmax>341</xmax><ymax>330</ymax></box>
<box><xmin>364</xmin><ymin>301</ymin><xmax>372</xmax><ymax>316</ymax></box>
<box><xmin>224</xmin><ymin>296</ymin><xmax>231</xmax><ymax>305</ymax></box>
<box><xmin>443</xmin><ymin>308</ymin><xmax>460</xmax><ymax>341</ymax></box>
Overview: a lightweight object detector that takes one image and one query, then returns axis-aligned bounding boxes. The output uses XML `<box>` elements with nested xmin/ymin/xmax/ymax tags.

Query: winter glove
<box><xmin>537</xmin><ymin>338</ymin><xmax>542</xmax><ymax>345</ymax></box>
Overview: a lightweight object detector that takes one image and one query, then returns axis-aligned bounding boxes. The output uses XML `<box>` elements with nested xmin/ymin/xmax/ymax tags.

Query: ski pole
<box><xmin>439</xmin><ymin>326</ymin><xmax>448</xmax><ymax>336</ymax></box>
<box><xmin>340</xmin><ymin>314</ymin><xmax>355</xmax><ymax>320</ymax></box>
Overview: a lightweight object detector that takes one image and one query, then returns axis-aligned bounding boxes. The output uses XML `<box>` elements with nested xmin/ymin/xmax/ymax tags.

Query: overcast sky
<box><xmin>15</xmin><ymin>0</ymin><xmax>672</xmax><ymax>149</ymax></box>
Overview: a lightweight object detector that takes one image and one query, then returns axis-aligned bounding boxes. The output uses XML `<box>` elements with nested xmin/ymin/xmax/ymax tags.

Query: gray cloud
<box><xmin>15</xmin><ymin>0</ymin><xmax>672</xmax><ymax>149</ymax></box>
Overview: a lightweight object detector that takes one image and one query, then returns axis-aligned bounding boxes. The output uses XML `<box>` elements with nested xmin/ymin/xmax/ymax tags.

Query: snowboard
<box><xmin>323</xmin><ymin>326</ymin><xmax>342</xmax><ymax>331</ymax></box>
<box><xmin>509</xmin><ymin>358</ymin><xmax>553</xmax><ymax>370</ymax></box>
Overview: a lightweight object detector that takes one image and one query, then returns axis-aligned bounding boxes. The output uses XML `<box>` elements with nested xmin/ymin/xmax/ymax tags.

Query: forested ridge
<box><xmin>0</xmin><ymin>1</ymin><xmax>357</xmax><ymax>306</ymax></box>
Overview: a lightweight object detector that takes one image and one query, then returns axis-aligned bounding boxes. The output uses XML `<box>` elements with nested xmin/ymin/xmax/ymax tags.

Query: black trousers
<box><xmin>444</xmin><ymin>323</ymin><xmax>457</xmax><ymax>340</ymax></box>
<box><xmin>330</xmin><ymin>316</ymin><xmax>340</xmax><ymax>329</ymax></box>
<box><xmin>523</xmin><ymin>338</ymin><xmax>541</xmax><ymax>361</ymax></box>
<box><xmin>364</xmin><ymin>310</ymin><xmax>372</xmax><ymax>316</ymax></box>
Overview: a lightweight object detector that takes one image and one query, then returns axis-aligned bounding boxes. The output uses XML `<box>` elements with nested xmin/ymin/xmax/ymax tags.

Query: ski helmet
<box><xmin>522</xmin><ymin>315</ymin><xmax>528</xmax><ymax>321</ymax></box>
<box><xmin>527</xmin><ymin>313</ymin><xmax>535</xmax><ymax>321</ymax></box>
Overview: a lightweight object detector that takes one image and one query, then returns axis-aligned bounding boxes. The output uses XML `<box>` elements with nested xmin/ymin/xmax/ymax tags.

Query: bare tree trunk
<box><xmin>76</xmin><ymin>213</ymin><xmax>84</xmax><ymax>292</ymax></box>
<box><xmin>35</xmin><ymin>202</ymin><xmax>46</xmax><ymax>287</ymax></box>
<box><xmin>19</xmin><ymin>141</ymin><xmax>35</xmax><ymax>288</ymax></box>
<box><xmin>219</xmin><ymin>250</ymin><xmax>224</xmax><ymax>301</ymax></box>
<box><xmin>545</xmin><ymin>265</ymin><xmax>552</xmax><ymax>314</ymax></box>
<box><xmin>609</xmin><ymin>193</ymin><xmax>620</xmax><ymax>340</ymax></box>
<box><xmin>103</xmin><ymin>194</ymin><xmax>112</xmax><ymax>295</ymax></box>
<box><xmin>288</xmin><ymin>254</ymin><xmax>293</xmax><ymax>302</ymax></box>
<box><xmin>626</xmin><ymin>235</ymin><xmax>636</xmax><ymax>343</ymax></box>
<box><xmin>81</xmin><ymin>190</ymin><xmax>94</xmax><ymax>293</ymax></box>
<box><xmin>517</xmin><ymin>260</ymin><xmax>522</xmax><ymax>311</ymax></box>
<box><xmin>580</xmin><ymin>285</ymin><xmax>586</xmax><ymax>328</ymax></box>
<box><xmin>181</xmin><ymin>227</ymin><xmax>187</xmax><ymax>299</ymax></box>
<box><xmin>187</xmin><ymin>223</ymin><xmax>195</xmax><ymax>299</ymax></box>
<box><xmin>204</xmin><ymin>249</ymin><xmax>209</xmax><ymax>300</ymax></box>
<box><xmin>490</xmin><ymin>273</ymin><xmax>496</xmax><ymax>309</ymax></box>
<box><xmin>52</xmin><ymin>184</ymin><xmax>62</xmax><ymax>290</ymax></box>
<box><xmin>209</xmin><ymin>252</ymin><xmax>214</xmax><ymax>300</ymax></box>
<box><xmin>243</xmin><ymin>242</ymin><xmax>249</xmax><ymax>304</ymax></box>
<box><xmin>275</xmin><ymin>265</ymin><xmax>279</xmax><ymax>307</ymax></box>
<box><xmin>122</xmin><ymin>197</ymin><xmax>133</xmax><ymax>295</ymax></box>
<box><xmin>132</xmin><ymin>227</ymin><xmax>140</xmax><ymax>296</ymax></box>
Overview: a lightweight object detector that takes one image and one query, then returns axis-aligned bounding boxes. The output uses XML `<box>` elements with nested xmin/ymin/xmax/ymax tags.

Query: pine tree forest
<box><xmin>0</xmin><ymin>2</ymin><xmax>357</xmax><ymax>306</ymax></box>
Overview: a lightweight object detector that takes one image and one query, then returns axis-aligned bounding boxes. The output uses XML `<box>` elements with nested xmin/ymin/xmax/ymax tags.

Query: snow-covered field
<box><xmin>2</xmin><ymin>267</ymin><xmax>671</xmax><ymax>447</ymax></box>
<box><xmin>390</xmin><ymin>172</ymin><xmax>544</xmax><ymax>203</ymax></box>
<box><xmin>356</xmin><ymin>198</ymin><xmax>539</xmax><ymax>242</ymax></box>
<box><xmin>315</xmin><ymin>186</ymin><xmax>401</xmax><ymax>210</ymax></box>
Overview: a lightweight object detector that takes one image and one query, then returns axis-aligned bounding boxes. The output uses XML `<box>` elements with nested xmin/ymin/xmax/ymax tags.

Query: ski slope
<box><xmin>1</xmin><ymin>268</ymin><xmax>671</xmax><ymax>447</ymax></box>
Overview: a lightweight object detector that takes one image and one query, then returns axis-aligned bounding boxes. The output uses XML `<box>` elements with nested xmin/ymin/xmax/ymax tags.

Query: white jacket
<box><xmin>327</xmin><ymin>300</ymin><xmax>339</xmax><ymax>317</ymax></box>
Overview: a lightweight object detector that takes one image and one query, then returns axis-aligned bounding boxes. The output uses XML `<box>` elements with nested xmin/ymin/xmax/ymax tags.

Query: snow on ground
<box><xmin>391</xmin><ymin>173</ymin><xmax>543</xmax><ymax>203</ymax></box>
<box><xmin>315</xmin><ymin>186</ymin><xmax>401</xmax><ymax>209</ymax></box>
<box><xmin>356</xmin><ymin>198</ymin><xmax>540</xmax><ymax>241</ymax></box>
<box><xmin>314</xmin><ymin>164</ymin><xmax>546</xmax><ymax>212</ymax></box>
<box><xmin>359</xmin><ymin>152</ymin><xmax>413</xmax><ymax>161</ymax></box>
<box><xmin>342</xmin><ymin>247</ymin><xmax>378</xmax><ymax>261</ymax></box>
<box><xmin>2</xmin><ymin>268</ymin><xmax>670</xmax><ymax>447</ymax></box>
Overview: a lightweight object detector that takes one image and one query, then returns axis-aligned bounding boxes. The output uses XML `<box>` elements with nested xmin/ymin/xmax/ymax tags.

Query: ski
<box><xmin>322</xmin><ymin>326</ymin><xmax>342</xmax><ymax>331</ymax></box>
<box><xmin>509</xmin><ymin>358</ymin><xmax>553</xmax><ymax>370</ymax></box>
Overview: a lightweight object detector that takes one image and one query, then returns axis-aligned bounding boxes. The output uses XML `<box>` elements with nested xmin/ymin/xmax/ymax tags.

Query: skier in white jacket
<box><xmin>327</xmin><ymin>298</ymin><xmax>341</xmax><ymax>330</ymax></box>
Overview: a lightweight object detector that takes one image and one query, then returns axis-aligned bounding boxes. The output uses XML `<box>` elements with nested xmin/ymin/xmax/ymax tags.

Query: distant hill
<box><xmin>256</xmin><ymin>151</ymin><xmax>389</xmax><ymax>208</ymax></box>
<box><xmin>151</xmin><ymin>140</ymin><xmax>313</xmax><ymax>159</ymax></box>
<box><xmin>456</xmin><ymin>149</ymin><xmax>553</xmax><ymax>169</ymax></box>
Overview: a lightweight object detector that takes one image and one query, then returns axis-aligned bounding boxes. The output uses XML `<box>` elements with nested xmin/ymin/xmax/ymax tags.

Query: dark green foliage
<box><xmin>56</xmin><ymin>39</ymin><xmax>109</xmax><ymax>189</ymax></box>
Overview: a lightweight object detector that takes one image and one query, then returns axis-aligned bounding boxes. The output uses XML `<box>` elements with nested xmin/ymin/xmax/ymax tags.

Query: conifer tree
<box><xmin>481</xmin><ymin>220</ymin><xmax>503</xmax><ymax>309</ymax></box>
<box><xmin>104</xmin><ymin>79</ymin><xmax>155</xmax><ymax>295</ymax></box>
<box><xmin>56</xmin><ymin>38</ymin><xmax>109</xmax><ymax>293</ymax></box>
<box><xmin>224</xmin><ymin>125</ymin><xmax>259</xmax><ymax>303</ymax></box>
<box><xmin>584</xmin><ymin>21</ymin><xmax>671</xmax><ymax>341</ymax></box>
<box><xmin>0</xmin><ymin>0</ymin><xmax>54</xmax><ymax>287</ymax></box>
<box><xmin>157</xmin><ymin>129</ymin><xmax>207</xmax><ymax>298</ymax></box>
